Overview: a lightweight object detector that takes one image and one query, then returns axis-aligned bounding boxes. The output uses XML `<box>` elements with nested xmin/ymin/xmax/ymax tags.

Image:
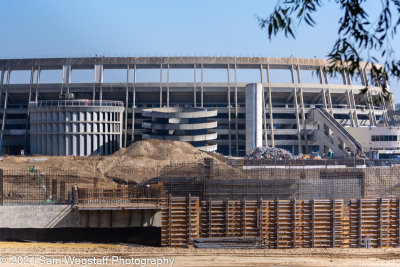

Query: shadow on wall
<box><xmin>90</xmin><ymin>140</ymin><xmax>121</xmax><ymax>156</ymax></box>
<box><xmin>0</xmin><ymin>206</ymin><xmax>161</xmax><ymax>246</ymax></box>
<box><xmin>0</xmin><ymin>227</ymin><xmax>161</xmax><ymax>246</ymax></box>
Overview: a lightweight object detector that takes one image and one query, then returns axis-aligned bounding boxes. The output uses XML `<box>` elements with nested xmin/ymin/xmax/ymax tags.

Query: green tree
<box><xmin>258</xmin><ymin>0</ymin><xmax>400</xmax><ymax>101</ymax></box>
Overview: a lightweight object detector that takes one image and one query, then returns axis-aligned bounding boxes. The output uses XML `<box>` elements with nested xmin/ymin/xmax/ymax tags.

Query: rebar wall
<box><xmin>0</xmin><ymin>169</ymin><xmax>78</xmax><ymax>205</ymax></box>
<box><xmin>148</xmin><ymin>159</ymin><xmax>400</xmax><ymax>201</ymax></box>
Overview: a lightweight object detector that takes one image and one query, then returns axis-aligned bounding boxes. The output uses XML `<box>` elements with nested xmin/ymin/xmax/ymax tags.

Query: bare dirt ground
<box><xmin>0</xmin><ymin>242</ymin><xmax>399</xmax><ymax>267</ymax></box>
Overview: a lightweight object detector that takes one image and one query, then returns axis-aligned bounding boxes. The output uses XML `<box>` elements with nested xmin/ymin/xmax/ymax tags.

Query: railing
<box><xmin>318</xmin><ymin>108</ymin><xmax>363</xmax><ymax>152</ymax></box>
<box><xmin>74</xmin><ymin>186</ymin><xmax>167</xmax><ymax>208</ymax></box>
<box><xmin>28</xmin><ymin>100</ymin><xmax>124</xmax><ymax>108</ymax></box>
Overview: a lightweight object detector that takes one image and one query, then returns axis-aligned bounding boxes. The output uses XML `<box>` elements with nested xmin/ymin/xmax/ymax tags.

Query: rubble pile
<box><xmin>245</xmin><ymin>146</ymin><xmax>302</xmax><ymax>160</ymax></box>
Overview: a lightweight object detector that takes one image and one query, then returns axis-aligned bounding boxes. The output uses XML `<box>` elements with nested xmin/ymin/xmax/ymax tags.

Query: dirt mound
<box><xmin>0</xmin><ymin>140</ymin><xmax>234</xmax><ymax>184</ymax></box>
<box><xmin>97</xmin><ymin>140</ymin><xmax>215</xmax><ymax>183</ymax></box>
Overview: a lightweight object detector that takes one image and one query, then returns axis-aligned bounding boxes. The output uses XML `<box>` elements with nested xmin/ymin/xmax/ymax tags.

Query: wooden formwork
<box><xmin>349</xmin><ymin>198</ymin><xmax>400</xmax><ymax>248</ymax></box>
<box><xmin>161</xmin><ymin>197</ymin><xmax>400</xmax><ymax>248</ymax></box>
<box><xmin>162</xmin><ymin>197</ymin><xmax>346</xmax><ymax>248</ymax></box>
<box><xmin>161</xmin><ymin>196</ymin><xmax>200</xmax><ymax>247</ymax></box>
<box><xmin>262</xmin><ymin>199</ymin><xmax>345</xmax><ymax>248</ymax></box>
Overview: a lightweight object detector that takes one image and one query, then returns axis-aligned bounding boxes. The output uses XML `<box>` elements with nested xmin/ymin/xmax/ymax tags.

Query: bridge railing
<box><xmin>73</xmin><ymin>186</ymin><xmax>167</xmax><ymax>208</ymax></box>
<box><xmin>28</xmin><ymin>100</ymin><xmax>124</xmax><ymax>108</ymax></box>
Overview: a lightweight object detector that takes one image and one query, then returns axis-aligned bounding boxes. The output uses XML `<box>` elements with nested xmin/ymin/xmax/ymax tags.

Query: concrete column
<box><xmin>260</xmin><ymin>64</ymin><xmax>268</xmax><ymax>147</ymax></box>
<box><xmin>193</xmin><ymin>64</ymin><xmax>196</xmax><ymax>107</ymax></box>
<box><xmin>61</xmin><ymin>64</ymin><xmax>71</xmax><ymax>95</ymax></box>
<box><xmin>119</xmin><ymin>111</ymin><xmax>123</xmax><ymax>150</ymax></box>
<box><xmin>373</xmin><ymin>71</ymin><xmax>389</xmax><ymax>125</ymax></box>
<box><xmin>326</xmin><ymin>89</ymin><xmax>334</xmax><ymax>114</ymax></box>
<box><xmin>159</xmin><ymin>64</ymin><xmax>163</xmax><ymax>107</ymax></box>
<box><xmin>36</xmin><ymin>112</ymin><xmax>40</xmax><ymax>154</ymax></box>
<box><xmin>42</xmin><ymin>112</ymin><xmax>47</xmax><ymax>155</ymax></box>
<box><xmin>24</xmin><ymin>67</ymin><xmax>34</xmax><ymax>154</ymax></box>
<box><xmin>0</xmin><ymin>70</ymin><xmax>4</xmax><ymax>110</ymax></box>
<box><xmin>35</xmin><ymin>67</ymin><xmax>40</xmax><ymax>103</ymax></box>
<box><xmin>65</xmin><ymin>112</ymin><xmax>71</xmax><ymax>155</ymax></box>
<box><xmin>245</xmin><ymin>83</ymin><xmax>262</xmax><ymax>154</ymax></box>
<box><xmin>92</xmin><ymin>80</ymin><xmax>96</xmax><ymax>101</ymax></box>
<box><xmin>110</xmin><ymin>129</ymin><xmax>114</xmax><ymax>154</ymax></box>
<box><xmin>104</xmin><ymin>113</ymin><xmax>109</xmax><ymax>155</ymax></box>
<box><xmin>296</xmin><ymin>65</ymin><xmax>308</xmax><ymax>154</ymax></box>
<box><xmin>350</xmin><ymin>91</ymin><xmax>359</xmax><ymax>126</ymax></box>
<box><xmin>201</xmin><ymin>64</ymin><xmax>204</xmax><ymax>108</ymax></box>
<box><xmin>94</xmin><ymin>65</ymin><xmax>103</xmax><ymax>101</ymax></box>
<box><xmin>323</xmin><ymin>68</ymin><xmax>329</xmax><ymax>84</ymax></box>
<box><xmin>234</xmin><ymin>64</ymin><xmax>239</xmax><ymax>156</ymax></box>
<box><xmin>52</xmin><ymin>112</ymin><xmax>58</xmax><ymax>156</ymax></box>
<box><xmin>131</xmin><ymin>65</ymin><xmax>136</xmax><ymax>142</ymax></box>
<box><xmin>124</xmin><ymin>65</ymin><xmax>129</xmax><ymax>147</ymax></box>
<box><xmin>386</xmin><ymin>77</ymin><xmax>395</xmax><ymax>110</ymax></box>
<box><xmin>167</xmin><ymin>64</ymin><xmax>170</xmax><ymax>107</ymax></box>
<box><xmin>227</xmin><ymin>65</ymin><xmax>231</xmax><ymax>156</ymax></box>
<box><xmin>72</xmin><ymin>112</ymin><xmax>78</xmax><ymax>155</ymax></box>
<box><xmin>291</xmin><ymin>66</ymin><xmax>302</xmax><ymax>155</ymax></box>
<box><xmin>86</xmin><ymin>112</ymin><xmax>92</xmax><ymax>155</ymax></box>
<box><xmin>0</xmin><ymin>69</ymin><xmax>10</xmax><ymax>154</ymax></box>
<box><xmin>29</xmin><ymin>112</ymin><xmax>34</xmax><ymax>154</ymax></box>
<box><xmin>367</xmin><ymin>91</ymin><xmax>376</xmax><ymax>126</ymax></box>
<box><xmin>57</xmin><ymin>113</ymin><xmax>62</xmax><ymax>156</ymax></box>
<box><xmin>79</xmin><ymin>112</ymin><xmax>84</xmax><ymax>156</ymax></box>
<box><xmin>266</xmin><ymin>64</ymin><xmax>275</xmax><ymax>147</ymax></box>
<box><xmin>347</xmin><ymin>76</ymin><xmax>359</xmax><ymax>126</ymax></box>
<box><xmin>379</xmin><ymin>91</ymin><xmax>389</xmax><ymax>125</ymax></box>
<box><xmin>45</xmin><ymin>113</ymin><xmax>50</xmax><ymax>155</ymax></box>
<box><xmin>93</xmin><ymin>112</ymin><xmax>98</xmax><ymax>154</ymax></box>
<box><xmin>318</xmin><ymin>68</ymin><xmax>328</xmax><ymax>109</ymax></box>
<box><xmin>324</xmin><ymin>73</ymin><xmax>334</xmax><ymax>115</ymax></box>
<box><xmin>360</xmin><ymin>69</ymin><xmax>368</xmax><ymax>86</ymax></box>
<box><xmin>345</xmin><ymin>90</ymin><xmax>355</xmax><ymax>127</ymax></box>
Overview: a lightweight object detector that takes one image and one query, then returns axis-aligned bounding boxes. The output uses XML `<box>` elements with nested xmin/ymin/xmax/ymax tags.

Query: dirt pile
<box><xmin>97</xmin><ymin>139</ymin><xmax>217</xmax><ymax>183</ymax></box>
<box><xmin>0</xmin><ymin>140</ymin><xmax>233</xmax><ymax>184</ymax></box>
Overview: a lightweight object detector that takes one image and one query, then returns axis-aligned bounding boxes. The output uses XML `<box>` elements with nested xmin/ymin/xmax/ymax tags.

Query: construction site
<box><xmin>1</xmin><ymin>56</ymin><xmax>400</xmax><ymax>266</ymax></box>
<box><xmin>0</xmin><ymin>139</ymin><xmax>400</xmax><ymax>251</ymax></box>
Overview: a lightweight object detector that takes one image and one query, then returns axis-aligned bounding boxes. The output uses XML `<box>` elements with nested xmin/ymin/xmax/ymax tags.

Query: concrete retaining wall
<box><xmin>0</xmin><ymin>205</ymin><xmax>161</xmax><ymax>228</ymax></box>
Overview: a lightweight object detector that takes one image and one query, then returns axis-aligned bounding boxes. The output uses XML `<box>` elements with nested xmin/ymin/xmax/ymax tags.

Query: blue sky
<box><xmin>1</xmin><ymin>0</ymin><xmax>399</xmax><ymax>100</ymax></box>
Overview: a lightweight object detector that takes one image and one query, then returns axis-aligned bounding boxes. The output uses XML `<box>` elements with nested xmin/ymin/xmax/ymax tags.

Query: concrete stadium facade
<box><xmin>0</xmin><ymin>57</ymin><xmax>396</xmax><ymax>156</ymax></box>
<box><xmin>142</xmin><ymin>107</ymin><xmax>217</xmax><ymax>152</ymax></box>
<box><xmin>29</xmin><ymin>100</ymin><xmax>124</xmax><ymax>156</ymax></box>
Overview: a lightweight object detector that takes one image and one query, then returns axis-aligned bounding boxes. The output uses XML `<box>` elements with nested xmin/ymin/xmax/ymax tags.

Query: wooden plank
<box><xmin>226</xmin><ymin>198</ymin><xmax>230</xmax><ymax>236</ymax></box>
<box><xmin>332</xmin><ymin>200</ymin><xmax>336</xmax><ymax>248</ymax></box>
<box><xmin>293</xmin><ymin>199</ymin><xmax>296</xmax><ymax>248</ymax></box>
<box><xmin>359</xmin><ymin>199</ymin><xmax>362</xmax><ymax>247</ymax></box>
<box><xmin>398</xmin><ymin>198</ymin><xmax>400</xmax><ymax>246</ymax></box>
<box><xmin>188</xmin><ymin>195</ymin><xmax>192</xmax><ymax>245</ymax></box>
<box><xmin>311</xmin><ymin>199</ymin><xmax>315</xmax><ymax>248</ymax></box>
<box><xmin>379</xmin><ymin>198</ymin><xmax>382</xmax><ymax>247</ymax></box>
<box><xmin>276</xmin><ymin>199</ymin><xmax>280</xmax><ymax>249</ymax></box>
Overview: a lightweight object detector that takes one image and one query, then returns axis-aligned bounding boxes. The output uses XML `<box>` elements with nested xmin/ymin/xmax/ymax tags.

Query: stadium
<box><xmin>0</xmin><ymin>56</ymin><xmax>398</xmax><ymax>157</ymax></box>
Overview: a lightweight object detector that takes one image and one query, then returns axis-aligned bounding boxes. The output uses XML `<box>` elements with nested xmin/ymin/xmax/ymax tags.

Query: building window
<box><xmin>371</xmin><ymin>135</ymin><xmax>398</xmax><ymax>142</ymax></box>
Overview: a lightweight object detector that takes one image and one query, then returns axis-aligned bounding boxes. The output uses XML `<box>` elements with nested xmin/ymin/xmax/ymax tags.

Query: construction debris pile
<box><xmin>245</xmin><ymin>146</ymin><xmax>302</xmax><ymax>160</ymax></box>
